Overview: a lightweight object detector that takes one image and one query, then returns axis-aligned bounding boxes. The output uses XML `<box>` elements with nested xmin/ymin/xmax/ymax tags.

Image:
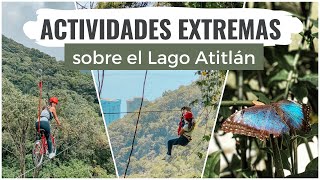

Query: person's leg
<box><xmin>40</xmin><ymin>121</ymin><xmax>52</xmax><ymax>153</ymax></box>
<box><xmin>178</xmin><ymin>136</ymin><xmax>189</xmax><ymax>146</ymax></box>
<box><xmin>35</xmin><ymin>122</ymin><xmax>41</xmax><ymax>140</ymax></box>
<box><xmin>167</xmin><ymin>138</ymin><xmax>179</xmax><ymax>155</ymax></box>
<box><xmin>35</xmin><ymin>122</ymin><xmax>39</xmax><ymax>131</ymax></box>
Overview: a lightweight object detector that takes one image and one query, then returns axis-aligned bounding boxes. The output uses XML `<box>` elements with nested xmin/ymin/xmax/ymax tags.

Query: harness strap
<box><xmin>184</xmin><ymin>119</ymin><xmax>195</xmax><ymax>132</ymax></box>
<box><xmin>45</xmin><ymin>106</ymin><xmax>53</xmax><ymax>120</ymax></box>
<box><xmin>39</xmin><ymin>107</ymin><xmax>53</xmax><ymax>120</ymax></box>
<box><xmin>182</xmin><ymin>134</ymin><xmax>192</xmax><ymax>141</ymax></box>
<box><xmin>177</xmin><ymin>114</ymin><xmax>184</xmax><ymax>135</ymax></box>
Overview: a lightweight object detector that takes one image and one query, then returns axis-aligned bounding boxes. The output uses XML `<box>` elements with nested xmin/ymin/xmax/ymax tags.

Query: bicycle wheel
<box><xmin>32</xmin><ymin>140</ymin><xmax>44</xmax><ymax>167</ymax></box>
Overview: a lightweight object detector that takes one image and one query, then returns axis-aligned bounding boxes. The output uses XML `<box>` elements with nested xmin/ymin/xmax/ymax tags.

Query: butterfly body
<box><xmin>221</xmin><ymin>100</ymin><xmax>310</xmax><ymax>140</ymax></box>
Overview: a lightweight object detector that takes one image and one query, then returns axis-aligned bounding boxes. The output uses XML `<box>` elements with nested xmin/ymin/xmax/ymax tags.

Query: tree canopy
<box><xmin>2</xmin><ymin>35</ymin><xmax>116</xmax><ymax>178</ymax></box>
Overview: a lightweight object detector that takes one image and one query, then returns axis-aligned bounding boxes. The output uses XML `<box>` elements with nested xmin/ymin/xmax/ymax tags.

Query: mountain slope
<box><xmin>2</xmin><ymin>35</ymin><xmax>98</xmax><ymax>106</ymax></box>
<box><xmin>108</xmin><ymin>83</ymin><xmax>218</xmax><ymax>177</ymax></box>
<box><xmin>2</xmin><ymin>35</ymin><xmax>115</xmax><ymax>178</ymax></box>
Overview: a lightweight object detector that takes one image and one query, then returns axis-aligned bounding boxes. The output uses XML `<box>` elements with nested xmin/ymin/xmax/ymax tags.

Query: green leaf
<box><xmin>311</xmin><ymin>18</ymin><xmax>318</xmax><ymax>28</ymax></box>
<box><xmin>306</xmin><ymin>157</ymin><xmax>318</xmax><ymax>171</ymax></box>
<box><xmin>273</xmin><ymin>93</ymin><xmax>285</xmax><ymax>102</ymax></box>
<box><xmin>303</xmin><ymin>124</ymin><xmax>318</xmax><ymax>139</ymax></box>
<box><xmin>294</xmin><ymin>124</ymin><xmax>318</xmax><ymax>146</ymax></box>
<box><xmin>268</xmin><ymin>70</ymin><xmax>288</xmax><ymax>84</ymax></box>
<box><xmin>259</xmin><ymin>147</ymin><xmax>273</xmax><ymax>155</ymax></box>
<box><xmin>202</xmin><ymin>135</ymin><xmax>211</xmax><ymax>142</ymax></box>
<box><xmin>311</xmin><ymin>32</ymin><xmax>318</xmax><ymax>39</ymax></box>
<box><xmin>291</xmin><ymin>83</ymin><xmax>308</xmax><ymax>101</ymax></box>
<box><xmin>298</xmin><ymin>74</ymin><xmax>318</xmax><ymax>87</ymax></box>
<box><xmin>197</xmin><ymin>152</ymin><xmax>203</xmax><ymax>159</ymax></box>
<box><xmin>219</xmin><ymin>107</ymin><xmax>232</xmax><ymax>118</ymax></box>
<box><xmin>284</xmin><ymin>54</ymin><xmax>295</xmax><ymax>67</ymax></box>
<box><xmin>280</xmin><ymin>150</ymin><xmax>291</xmax><ymax>171</ymax></box>
<box><xmin>203</xmin><ymin>151</ymin><xmax>221</xmax><ymax>178</ymax></box>
<box><xmin>228</xmin><ymin>154</ymin><xmax>241</xmax><ymax>171</ymax></box>
<box><xmin>252</xmin><ymin>92</ymin><xmax>271</xmax><ymax>104</ymax></box>
<box><xmin>240</xmin><ymin>169</ymin><xmax>257</xmax><ymax>178</ymax></box>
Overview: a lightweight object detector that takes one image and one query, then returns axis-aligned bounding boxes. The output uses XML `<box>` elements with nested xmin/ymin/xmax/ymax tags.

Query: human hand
<box><xmin>56</xmin><ymin>122</ymin><xmax>62</xmax><ymax>129</ymax></box>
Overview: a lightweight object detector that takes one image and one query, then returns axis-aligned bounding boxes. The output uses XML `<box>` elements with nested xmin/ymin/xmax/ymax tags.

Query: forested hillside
<box><xmin>2</xmin><ymin>35</ymin><xmax>115</xmax><ymax>178</ymax></box>
<box><xmin>2</xmin><ymin>36</ymin><xmax>98</xmax><ymax>106</ymax></box>
<box><xmin>108</xmin><ymin>82</ymin><xmax>221</xmax><ymax>177</ymax></box>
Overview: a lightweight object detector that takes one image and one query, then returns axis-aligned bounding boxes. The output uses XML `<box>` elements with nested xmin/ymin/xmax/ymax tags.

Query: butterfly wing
<box><xmin>273</xmin><ymin>100</ymin><xmax>310</xmax><ymax>131</ymax></box>
<box><xmin>221</xmin><ymin>105</ymin><xmax>290</xmax><ymax>140</ymax></box>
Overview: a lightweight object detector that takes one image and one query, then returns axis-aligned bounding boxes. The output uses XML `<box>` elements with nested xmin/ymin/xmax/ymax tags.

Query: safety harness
<box><xmin>177</xmin><ymin>114</ymin><xmax>184</xmax><ymax>135</ymax></box>
<box><xmin>40</xmin><ymin>106</ymin><xmax>53</xmax><ymax>121</ymax></box>
<box><xmin>177</xmin><ymin>112</ymin><xmax>195</xmax><ymax>141</ymax></box>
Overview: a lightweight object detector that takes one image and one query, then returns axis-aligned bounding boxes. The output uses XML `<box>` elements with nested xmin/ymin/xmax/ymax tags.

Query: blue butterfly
<box><xmin>221</xmin><ymin>100</ymin><xmax>311</xmax><ymax>140</ymax></box>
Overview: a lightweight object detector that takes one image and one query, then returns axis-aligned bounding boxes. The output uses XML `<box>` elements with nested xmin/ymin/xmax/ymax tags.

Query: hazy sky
<box><xmin>2</xmin><ymin>2</ymin><xmax>75</xmax><ymax>60</ymax></box>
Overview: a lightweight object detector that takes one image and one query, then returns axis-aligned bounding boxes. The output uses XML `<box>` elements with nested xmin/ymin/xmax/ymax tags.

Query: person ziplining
<box><xmin>163</xmin><ymin>106</ymin><xmax>195</xmax><ymax>162</ymax></box>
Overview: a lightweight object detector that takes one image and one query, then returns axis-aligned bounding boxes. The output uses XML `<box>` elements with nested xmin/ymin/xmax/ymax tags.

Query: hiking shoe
<box><xmin>49</xmin><ymin>152</ymin><xmax>55</xmax><ymax>159</ymax></box>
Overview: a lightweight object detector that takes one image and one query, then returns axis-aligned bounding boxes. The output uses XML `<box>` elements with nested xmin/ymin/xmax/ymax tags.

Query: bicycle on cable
<box><xmin>32</xmin><ymin>125</ymin><xmax>58</xmax><ymax>167</ymax></box>
<box><xmin>33</xmin><ymin>96</ymin><xmax>62</xmax><ymax>167</ymax></box>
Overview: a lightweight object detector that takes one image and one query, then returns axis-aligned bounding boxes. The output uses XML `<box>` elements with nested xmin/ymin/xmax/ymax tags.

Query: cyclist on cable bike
<box><xmin>35</xmin><ymin>96</ymin><xmax>61</xmax><ymax>159</ymax></box>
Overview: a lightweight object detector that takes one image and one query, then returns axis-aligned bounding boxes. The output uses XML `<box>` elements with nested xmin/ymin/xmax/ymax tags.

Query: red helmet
<box><xmin>184</xmin><ymin>112</ymin><xmax>193</xmax><ymax>120</ymax></box>
<box><xmin>49</xmin><ymin>97</ymin><xmax>58</xmax><ymax>104</ymax></box>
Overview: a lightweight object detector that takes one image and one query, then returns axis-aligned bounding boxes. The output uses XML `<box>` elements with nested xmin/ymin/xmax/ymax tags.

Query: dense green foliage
<box><xmin>2</xmin><ymin>37</ymin><xmax>98</xmax><ymax>106</ymax></box>
<box><xmin>2</xmin><ymin>36</ymin><xmax>115</xmax><ymax>178</ymax></box>
<box><xmin>203</xmin><ymin>151</ymin><xmax>221</xmax><ymax>178</ymax></box>
<box><xmin>95</xmin><ymin>2</ymin><xmax>236</xmax><ymax>178</ymax></box>
<box><xmin>108</xmin><ymin>71</ymin><xmax>225</xmax><ymax>177</ymax></box>
<box><xmin>205</xmin><ymin>2</ymin><xmax>318</xmax><ymax>178</ymax></box>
